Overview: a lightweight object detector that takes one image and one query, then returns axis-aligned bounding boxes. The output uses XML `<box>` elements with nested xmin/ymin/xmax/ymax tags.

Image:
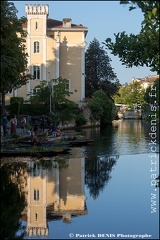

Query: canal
<box><xmin>1</xmin><ymin>120</ymin><xmax>159</xmax><ymax>239</ymax></box>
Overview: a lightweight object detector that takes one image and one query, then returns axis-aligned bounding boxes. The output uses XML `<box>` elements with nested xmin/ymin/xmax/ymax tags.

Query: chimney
<box><xmin>62</xmin><ymin>18</ymin><xmax>72</xmax><ymax>28</ymax></box>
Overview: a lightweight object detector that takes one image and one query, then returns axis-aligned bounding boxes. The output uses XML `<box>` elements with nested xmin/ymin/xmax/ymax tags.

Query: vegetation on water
<box><xmin>0</xmin><ymin>165</ymin><xmax>26</xmax><ymax>239</ymax></box>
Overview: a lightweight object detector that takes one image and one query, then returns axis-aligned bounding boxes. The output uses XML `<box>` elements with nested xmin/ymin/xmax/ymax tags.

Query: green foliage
<box><xmin>7</xmin><ymin>103</ymin><xmax>49</xmax><ymax>115</ymax></box>
<box><xmin>85</xmin><ymin>38</ymin><xmax>120</xmax><ymax>99</ymax></box>
<box><xmin>28</xmin><ymin>81</ymin><xmax>50</xmax><ymax>105</ymax></box>
<box><xmin>10</xmin><ymin>97</ymin><xmax>24</xmax><ymax>116</ymax></box>
<box><xmin>1</xmin><ymin>1</ymin><xmax>33</xmax><ymax>115</ymax></box>
<box><xmin>144</xmin><ymin>78</ymin><xmax>159</xmax><ymax>105</ymax></box>
<box><xmin>29</xmin><ymin>78</ymin><xmax>76</xmax><ymax>124</ymax></box>
<box><xmin>75</xmin><ymin>114</ymin><xmax>87</xmax><ymax>127</ymax></box>
<box><xmin>104</xmin><ymin>1</ymin><xmax>159</xmax><ymax>73</ymax></box>
<box><xmin>113</xmin><ymin>81</ymin><xmax>146</xmax><ymax>107</ymax></box>
<box><xmin>21</xmin><ymin>104</ymin><xmax>50</xmax><ymax>115</ymax></box>
<box><xmin>0</xmin><ymin>166</ymin><xmax>26</xmax><ymax>239</ymax></box>
<box><xmin>50</xmin><ymin>99</ymin><xmax>78</xmax><ymax>126</ymax></box>
<box><xmin>10</xmin><ymin>133</ymin><xmax>21</xmax><ymax>139</ymax></box>
<box><xmin>29</xmin><ymin>78</ymin><xmax>73</xmax><ymax>107</ymax></box>
<box><xmin>56</xmin><ymin>100</ymin><xmax>77</xmax><ymax>123</ymax></box>
<box><xmin>52</xmin><ymin>77</ymin><xmax>73</xmax><ymax>104</ymax></box>
<box><xmin>88</xmin><ymin>90</ymin><xmax>117</xmax><ymax>125</ymax></box>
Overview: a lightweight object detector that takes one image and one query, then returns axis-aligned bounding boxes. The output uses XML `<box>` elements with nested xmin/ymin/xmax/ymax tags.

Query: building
<box><xmin>131</xmin><ymin>74</ymin><xmax>159</xmax><ymax>90</ymax></box>
<box><xmin>9</xmin><ymin>4</ymin><xmax>88</xmax><ymax>106</ymax></box>
<box><xmin>10</xmin><ymin>148</ymin><xmax>87</xmax><ymax>237</ymax></box>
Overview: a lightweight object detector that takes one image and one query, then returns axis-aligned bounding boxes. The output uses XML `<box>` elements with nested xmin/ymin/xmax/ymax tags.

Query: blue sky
<box><xmin>12</xmin><ymin>1</ymin><xmax>156</xmax><ymax>84</ymax></box>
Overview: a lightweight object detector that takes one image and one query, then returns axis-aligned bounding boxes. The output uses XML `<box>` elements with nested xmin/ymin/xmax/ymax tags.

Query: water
<box><xmin>1</xmin><ymin>120</ymin><xmax>159</xmax><ymax>239</ymax></box>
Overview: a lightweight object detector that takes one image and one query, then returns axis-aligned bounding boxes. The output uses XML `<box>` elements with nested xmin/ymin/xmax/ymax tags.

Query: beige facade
<box><xmin>9</xmin><ymin>148</ymin><xmax>87</xmax><ymax>237</ymax></box>
<box><xmin>131</xmin><ymin>74</ymin><xmax>159</xmax><ymax>90</ymax></box>
<box><xmin>11</xmin><ymin>4</ymin><xmax>88</xmax><ymax>106</ymax></box>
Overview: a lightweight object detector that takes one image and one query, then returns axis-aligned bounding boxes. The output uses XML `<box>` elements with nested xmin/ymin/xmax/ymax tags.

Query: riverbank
<box><xmin>1</xmin><ymin>127</ymin><xmax>48</xmax><ymax>145</ymax></box>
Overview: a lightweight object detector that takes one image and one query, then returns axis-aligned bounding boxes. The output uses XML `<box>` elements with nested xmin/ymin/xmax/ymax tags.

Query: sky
<box><xmin>12</xmin><ymin>0</ymin><xmax>157</xmax><ymax>85</ymax></box>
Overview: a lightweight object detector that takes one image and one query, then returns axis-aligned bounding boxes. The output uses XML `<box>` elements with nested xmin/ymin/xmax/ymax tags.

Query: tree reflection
<box><xmin>85</xmin><ymin>155</ymin><xmax>118</xmax><ymax>199</ymax></box>
<box><xmin>84</xmin><ymin>127</ymin><xmax>119</xmax><ymax>199</ymax></box>
<box><xmin>0</xmin><ymin>165</ymin><xmax>26</xmax><ymax>239</ymax></box>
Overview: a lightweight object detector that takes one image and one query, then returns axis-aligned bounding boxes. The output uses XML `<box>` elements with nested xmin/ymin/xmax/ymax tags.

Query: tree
<box><xmin>1</xmin><ymin>1</ymin><xmax>32</xmax><ymax>115</ymax></box>
<box><xmin>113</xmin><ymin>81</ymin><xmax>146</xmax><ymax>107</ymax></box>
<box><xmin>104</xmin><ymin>1</ymin><xmax>159</xmax><ymax>73</ymax></box>
<box><xmin>88</xmin><ymin>90</ymin><xmax>117</xmax><ymax>125</ymax></box>
<box><xmin>29</xmin><ymin>78</ymin><xmax>73</xmax><ymax>107</ymax></box>
<box><xmin>144</xmin><ymin>78</ymin><xmax>159</xmax><ymax>105</ymax></box>
<box><xmin>29</xmin><ymin>78</ymin><xmax>78</xmax><ymax>126</ymax></box>
<box><xmin>85</xmin><ymin>38</ymin><xmax>120</xmax><ymax>99</ymax></box>
<box><xmin>28</xmin><ymin>81</ymin><xmax>50</xmax><ymax>106</ymax></box>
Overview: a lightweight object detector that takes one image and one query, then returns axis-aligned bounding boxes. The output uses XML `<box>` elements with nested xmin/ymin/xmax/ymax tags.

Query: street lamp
<box><xmin>48</xmin><ymin>79</ymin><xmax>54</xmax><ymax>112</ymax></box>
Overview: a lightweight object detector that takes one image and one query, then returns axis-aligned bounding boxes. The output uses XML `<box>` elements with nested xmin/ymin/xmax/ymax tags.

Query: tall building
<box><xmin>12</xmin><ymin>4</ymin><xmax>88</xmax><ymax>106</ymax></box>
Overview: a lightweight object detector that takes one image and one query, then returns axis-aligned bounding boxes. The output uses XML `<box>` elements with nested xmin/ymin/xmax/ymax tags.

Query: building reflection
<box><xmin>10</xmin><ymin>148</ymin><xmax>87</xmax><ymax>237</ymax></box>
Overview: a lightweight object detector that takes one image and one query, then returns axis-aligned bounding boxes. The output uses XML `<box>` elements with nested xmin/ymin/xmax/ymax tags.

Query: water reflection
<box><xmin>1</xmin><ymin>147</ymin><xmax>88</xmax><ymax>238</ymax></box>
<box><xmin>1</xmin><ymin>120</ymin><xmax>159</xmax><ymax>239</ymax></box>
<box><xmin>26</xmin><ymin>151</ymin><xmax>86</xmax><ymax>237</ymax></box>
<box><xmin>1</xmin><ymin>164</ymin><xmax>26</xmax><ymax>239</ymax></box>
<box><xmin>83</xmin><ymin>119</ymin><xmax>159</xmax><ymax>155</ymax></box>
<box><xmin>1</xmin><ymin>147</ymin><xmax>117</xmax><ymax>239</ymax></box>
<box><xmin>85</xmin><ymin>155</ymin><xmax>118</xmax><ymax>199</ymax></box>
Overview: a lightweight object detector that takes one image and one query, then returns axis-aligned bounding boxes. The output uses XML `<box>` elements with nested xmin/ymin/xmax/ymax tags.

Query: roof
<box><xmin>132</xmin><ymin>75</ymin><xmax>159</xmax><ymax>84</ymax></box>
<box><xmin>22</xmin><ymin>18</ymin><xmax>88</xmax><ymax>30</ymax></box>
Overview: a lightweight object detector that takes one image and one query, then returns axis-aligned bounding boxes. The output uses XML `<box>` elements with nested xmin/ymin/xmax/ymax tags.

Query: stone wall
<box><xmin>124</xmin><ymin>110</ymin><xmax>142</xmax><ymax>119</ymax></box>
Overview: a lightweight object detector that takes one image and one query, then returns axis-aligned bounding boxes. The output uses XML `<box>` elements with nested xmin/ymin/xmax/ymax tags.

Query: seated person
<box><xmin>33</xmin><ymin>125</ymin><xmax>39</xmax><ymax>134</ymax></box>
<box><xmin>56</xmin><ymin>128</ymin><xmax>62</xmax><ymax>137</ymax></box>
<box><xmin>30</xmin><ymin>128</ymin><xmax>42</xmax><ymax>146</ymax></box>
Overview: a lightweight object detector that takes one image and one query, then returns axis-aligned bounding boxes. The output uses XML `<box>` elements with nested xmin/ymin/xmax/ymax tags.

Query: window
<box><xmin>65</xmin><ymin>79</ymin><xmax>70</xmax><ymax>91</ymax></box>
<box><xmin>35</xmin><ymin>21</ymin><xmax>38</xmax><ymax>30</ymax></box>
<box><xmin>49</xmin><ymin>34</ymin><xmax>54</xmax><ymax>38</ymax></box>
<box><xmin>34</xmin><ymin>189</ymin><xmax>39</xmax><ymax>201</ymax></box>
<box><xmin>33</xmin><ymin>163</ymin><xmax>40</xmax><ymax>176</ymax></box>
<box><xmin>33</xmin><ymin>66</ymin><xmax>40</xmax><ymax>80</ymax></box>
<box><xmin>32</xmin><ymin>88</ymin><xmax>40</xmax><ymax>95</ymax></box>
<box><xmin>35</xmin><ymin>212</ymin><xmax>38</xmax><ymax>221</ymax></box>
<box><xmin>34</xmin><ymin>41</ymin><xmax>39</xmax><ymax>53</ymax></box>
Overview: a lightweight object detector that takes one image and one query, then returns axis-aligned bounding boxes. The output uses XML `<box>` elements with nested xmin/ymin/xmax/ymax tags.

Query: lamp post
<box><xmin>48</xmin><ymin>79</ymin><xmax>54</xmax><ymax>113</ymax></box>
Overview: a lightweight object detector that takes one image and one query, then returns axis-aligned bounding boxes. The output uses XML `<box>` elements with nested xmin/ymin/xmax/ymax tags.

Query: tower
<box><xmin>25</xmin><ymin>4</ymin><xmax>49</xmax><ymax>98</ymax></box>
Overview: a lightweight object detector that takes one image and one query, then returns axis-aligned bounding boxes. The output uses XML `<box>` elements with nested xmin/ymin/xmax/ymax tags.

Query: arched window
<box><xmin>34</xmin><ymin>41</ymin><xmax>39</xmax><ymax>53</ymax></box>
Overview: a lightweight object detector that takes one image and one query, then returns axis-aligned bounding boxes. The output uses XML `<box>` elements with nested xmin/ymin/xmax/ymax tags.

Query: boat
<box><xmin>67</xmin><ymin>138</ymin><xmax>95</xmax><ymax>147</ymax></box>
<box><xmin>18</xmin><ymin>136</ymin><xmax>95</xmax><ymax>147</ymax></box>
<box><xmin>1</xmin><ymin>145</ymin><xmax>71</xmax><ymax>158</ymax></box>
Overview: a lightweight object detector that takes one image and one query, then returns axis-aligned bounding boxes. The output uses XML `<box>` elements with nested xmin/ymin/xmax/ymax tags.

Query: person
<box><xmin>56</xmin><ymin>128</ymin><xmax>62</xmax><ymax>137</ymax></box>
<box><xmin>47</xmin><ymin>124</ymin><xmax>56</xmax><ymax>137</ymax></box>
<box><xmin>33</xmin><ymin>125</ymin><xmax>39</xmax><ymax>134</ymax></box>
<box><xmin>30</xmin><ymin>128</ymin><xmax>42</xmax><ymax>146</ymax></box>
<box><xmin>2</xmin><ymin>114</ymin><xmax>9</xmax><ymax>137</ymax></box>
<box><xmin>40</xmin><ymin>115</ymin><xmax>46</xmax><ymax>133</ymax></box>
<box><xmin>30</xmin><ymin>128</ymin><xmax>36</xmax><ymax>144</ymax></box>
<box><xmin>20</xmin><ymin>116</ymin><xmax>26</xmax><ymax>135</ymax></box>
<box><xmin>10</xmin><ymin>114</ymin><xmax>17</xmax><ymax>134</ymax></box>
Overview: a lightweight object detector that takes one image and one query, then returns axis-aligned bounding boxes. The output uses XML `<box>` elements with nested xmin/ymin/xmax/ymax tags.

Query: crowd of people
<box><xmin>2</xmin><ymin>114</ymin><xmax>18</xmax><ymax>137</ymax></box>
<box><xmin>2</xmin><ymin>114</ymin><xmax>62</xmax><ymax>144</ymax></box>
<box><xmin>2</xmin><ymin>114</ymin><xmax>27</xmax><ymax>137</ymax></box>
